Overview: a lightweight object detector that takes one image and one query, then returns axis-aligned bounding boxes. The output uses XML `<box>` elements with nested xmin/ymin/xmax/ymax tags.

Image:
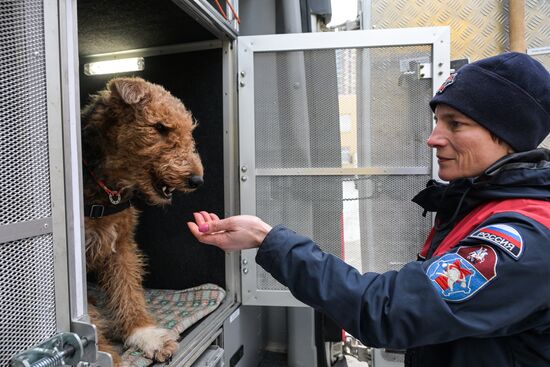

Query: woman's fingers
<box><xmin>193</xmin><ymin>212</ymin><xmax>206</xmax><ymax>226</ymax></box>
<box><xmin>187</xmin><ymin>220</ymin><xmax>218</xmax><ymax>244</ymax></box>
<box><xmin>199</xmin><ymin>211</ymin><xmax>218</xmax><ymax>223</ymax></box>
<box><xmin>187</xmin><ymin>221</ymin><xmax>201</xmax><ymax>237</ymax></box>
<box><xmin>192</xmin><ymin>212</ymin><xmax>221</xmax><ymax>234</ymax></box>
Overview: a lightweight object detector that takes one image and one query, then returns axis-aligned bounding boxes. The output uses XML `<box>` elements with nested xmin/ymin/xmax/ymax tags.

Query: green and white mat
<box><xmin>91</xmin><ymin>283</ymin><xmax>226</xmax><ymax>367</ymax></box>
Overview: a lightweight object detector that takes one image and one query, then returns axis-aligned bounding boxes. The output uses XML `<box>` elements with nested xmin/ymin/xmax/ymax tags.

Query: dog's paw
<box><xmin>126</xmin><ymin>326</ymin><xmax>178</xmax><ymax>362</ymax></box>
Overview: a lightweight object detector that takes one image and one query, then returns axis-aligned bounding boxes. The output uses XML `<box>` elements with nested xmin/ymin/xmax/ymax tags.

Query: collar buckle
<box><xmin>89</xmin><ymin>204</ymin><xmax>105</xmax><ymax>218</ymax></box>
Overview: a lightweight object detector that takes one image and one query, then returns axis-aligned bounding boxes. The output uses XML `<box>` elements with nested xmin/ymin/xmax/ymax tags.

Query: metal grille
<box><xmin>363</xmin><ymin>46</ymin><xmax>432</xmax><ymax>167</ymax></box>
<box><xmin>253</xmin><ymin>44</ymin><xmax>434</xmax><ymax>291</ymax></box>
<box><xmin>254</xmin><ymin>46</ymin><xmax>432</xmax><ymax>169</ymax></box>
<box><xmin>0</xmin><ymin>1</ymin><xmax>57</xmax><ymax>363</ymax></box>
<box><xmin>0</xmin><ymin>0</ymin><xmax>52</xmax><ymax>225</ymax></box>
<box><xmin>0</xmin><ymin>235</ymin><xmax>57</xmax><ymax>366</ymax></box>
<box><xmin>255</xmin><ymin>176</ymin><xmax>432</xmax><ymax>290</ymax></box>
<box><xmin>254</xmin><ymin>49</ymin><xmax>342</xmax><ymax>169</ymax></box>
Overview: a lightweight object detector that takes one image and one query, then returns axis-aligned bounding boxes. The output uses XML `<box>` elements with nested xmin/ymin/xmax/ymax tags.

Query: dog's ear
<box><xmin>108</xmin><ymin>78</ymin><xmax>150</xmax><ymax>105</ymax></box>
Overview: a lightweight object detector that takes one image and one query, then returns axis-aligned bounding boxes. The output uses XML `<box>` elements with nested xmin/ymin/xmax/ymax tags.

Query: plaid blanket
<box><xmin>91</xmin><ymin>283</ymin><xmax>226</xmax><ymax>367</ymax></box>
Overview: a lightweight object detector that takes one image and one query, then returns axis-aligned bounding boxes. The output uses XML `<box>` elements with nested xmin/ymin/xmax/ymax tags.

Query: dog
<box><xmin>81</xmin><ymin>77</ymin><xmax>204</xmax><ymax>364</ymax></box>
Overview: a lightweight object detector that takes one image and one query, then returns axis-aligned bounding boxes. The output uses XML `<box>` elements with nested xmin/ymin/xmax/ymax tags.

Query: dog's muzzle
<box><xmin>189</xmin><ymin>175</ymin><xmax>204</xmax><ymax>188</ymax></box>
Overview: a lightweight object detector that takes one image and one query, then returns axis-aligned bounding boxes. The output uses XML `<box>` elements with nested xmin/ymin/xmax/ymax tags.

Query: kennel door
<box><xmin>237</xmin><ymin>27</ymin><xmax>450</xmax><ymax>307</ymax></box>
<box><xmin>1</xmin><ymin>0</ymin><xmax>89</xmax><ymax>365</ymax></box>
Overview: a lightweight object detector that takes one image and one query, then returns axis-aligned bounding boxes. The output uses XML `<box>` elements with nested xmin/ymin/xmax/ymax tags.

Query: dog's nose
<box><xmin>189</xmin><ymin>175</ymin><xmax>204</xmax><ymax>188</ymax></box>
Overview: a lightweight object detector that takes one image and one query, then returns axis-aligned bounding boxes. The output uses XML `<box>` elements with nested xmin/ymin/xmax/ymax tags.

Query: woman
<box><xmin>188</xmin><ymin>52</ymin><xmax>550</xmax><ymax>366</ymax></box>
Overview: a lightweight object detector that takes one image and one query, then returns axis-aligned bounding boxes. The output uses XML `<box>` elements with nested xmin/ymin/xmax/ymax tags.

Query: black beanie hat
<box><xmin>430</xmin><ymin>52</ymin><xmax>550</xmax><ymax>152</ymax></box>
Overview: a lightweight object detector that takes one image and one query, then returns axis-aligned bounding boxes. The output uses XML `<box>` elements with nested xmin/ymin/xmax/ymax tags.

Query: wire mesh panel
<box><xmin>255</xmin><ymin>176</ymin><xmax>431</xmax><ymax>291</ymax></box>
<box><xmin>0</xmin><ymin>235</ymin><xmax>56</xmax><ymax>366</ymax></box>
<box><xmin>0</xmin><ymin>0</ymin><xmax>51</xmax><ymax>225</ymax></box>
<box><xmin>362</xmin><ymin>46</ymin><xmax>433</xmax><ymax>167</ymax></box>
<box><xmin>254</xmin><ymin>46</ymin><xmax>432</xmax><ymax>169</ymax></box>
<box><xmin>0</xmin><ymin>0</ymin><xmax>56</xmax><ymax>364</ymax></box>
<box><xmin>252</xmin><ymin>45</ymin><xmax>433</xmax><ymax>292</ymax></box>
<box><xmin>254</xmin><ymin>50</ymin><xmax>341</xmax><ymax>169</ymax></box>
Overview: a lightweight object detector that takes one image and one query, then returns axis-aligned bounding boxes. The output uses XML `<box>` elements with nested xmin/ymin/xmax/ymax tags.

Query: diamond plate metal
<box><xmin>526</xmin><ymin>1</ymin><xmax>550</xmax><ymax>147</ymax></box>
<box><xmin>526</xmin><ymin>0</ymin><xmax>550</xmax><ymax>70</ymax></box>
<box><xmin>526</xmin><ymin>0</ymin><xmax>550</xmax><ymax>49</ymax></box>
<box><xmin>372</xmin><ymin>0</ymin><xmax>550</xmax><ymax>63</ymax></box>
<box><xmin>372</xmin><ymin>0</ymin><xmax>509</xmax><ymax>60</ymax></box>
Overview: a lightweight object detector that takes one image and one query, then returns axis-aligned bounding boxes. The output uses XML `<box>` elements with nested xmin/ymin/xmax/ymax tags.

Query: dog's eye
<box><xmin>154</xmin><ymin>122</ymin><xmax>169</xmax><ymax>134</ymax></box>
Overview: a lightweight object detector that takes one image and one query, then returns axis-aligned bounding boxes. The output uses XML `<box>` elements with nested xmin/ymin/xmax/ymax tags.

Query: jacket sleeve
<box><xmin>255</xmin><ymin>213</ymin><xmax>550</xmax><ymax>349</ymax></box>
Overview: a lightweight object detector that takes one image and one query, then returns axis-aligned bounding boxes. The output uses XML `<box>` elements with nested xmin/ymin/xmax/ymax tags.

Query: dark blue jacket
<box><xmin>255</xmin><ymin>149</ymin><xmax>550</xmax><ymax>367</ymax></box>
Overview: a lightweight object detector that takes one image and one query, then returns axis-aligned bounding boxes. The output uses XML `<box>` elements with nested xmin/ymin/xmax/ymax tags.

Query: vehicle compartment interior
<box><xmin>77</xmin><ymin>0</ymin><xmax>232</xmax><ymax>364</ymax></box>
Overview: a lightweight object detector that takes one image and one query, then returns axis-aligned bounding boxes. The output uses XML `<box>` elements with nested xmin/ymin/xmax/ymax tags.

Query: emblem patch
<box><xmin>469</xmin><ymin>224</ymin><xmax>523</xmax><ymax>259</ymax></box>
<box><xmin>427</xmin><ymin>245</ymin><xmax>497</xmax><ymax>302</ymax></box>
<box><xmin>436</xmin><ymin>72</ymin><xmax>457</xmax><ymax>94</ymax></box>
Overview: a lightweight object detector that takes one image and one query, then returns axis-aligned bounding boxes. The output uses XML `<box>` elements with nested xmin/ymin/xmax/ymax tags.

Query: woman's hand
<box><xmin>187</xmin><ymin>211</ymin><xmax>272</xmax><ymax>252</ymax></box>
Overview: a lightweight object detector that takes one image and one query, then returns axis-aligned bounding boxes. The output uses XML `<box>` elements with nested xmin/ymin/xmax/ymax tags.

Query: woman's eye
<box><xmin>450</xmin><ymin>120</ymin><xmax>461</xmax><ymax>129</ymax></box>
<box><xmin>154</xmin><ymin>122</ymin><xmax>169</xmax><ymax>134</ymax></box>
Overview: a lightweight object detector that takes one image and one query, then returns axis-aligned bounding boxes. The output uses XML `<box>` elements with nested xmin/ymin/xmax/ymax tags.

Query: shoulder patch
<box><xmin>426</xmin><ymin>245</ymin><xmax>497</xmax><ymax>302</ymax></box>
<box><xmin>468</xmin><ymin>224</ymin><xmax>524</xmax><ymax>260</ymax></box>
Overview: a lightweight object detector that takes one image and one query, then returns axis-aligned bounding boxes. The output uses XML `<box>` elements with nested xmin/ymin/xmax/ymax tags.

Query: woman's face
<box><xmin>427</xmin><ymin>104</ymin><xmax>513</xmax><ymax>181</ymax></box>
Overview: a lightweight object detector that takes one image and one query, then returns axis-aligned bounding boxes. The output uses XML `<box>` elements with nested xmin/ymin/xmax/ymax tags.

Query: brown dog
<box><xmin>81</xmin><ymin>77</ymin><xmax>203</xmax><ymax>364</ymax></box>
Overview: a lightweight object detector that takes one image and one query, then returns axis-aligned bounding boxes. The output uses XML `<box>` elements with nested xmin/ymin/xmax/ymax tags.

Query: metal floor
<box><xmin>258</xmin><ymin>352</ymin><xmax>287</xmax><ymax>367</ymax></box>
<box><xmin>257</xmin><ymin>352</ymin><xmax>370</xmax><ymax>367</ymax></box>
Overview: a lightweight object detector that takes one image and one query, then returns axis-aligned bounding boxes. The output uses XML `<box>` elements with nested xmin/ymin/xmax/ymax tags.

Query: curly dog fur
<box><xmin>81</xmin><ymin>77</ymin><xmax>203</xmax><ymax>364</ymax></box>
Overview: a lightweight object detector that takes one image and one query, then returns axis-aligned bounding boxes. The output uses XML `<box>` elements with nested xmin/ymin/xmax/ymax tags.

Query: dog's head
<box><xmin>83</xmin><ymin>77</ymin><xmax>204</xmax><ymax>205</ymax></box>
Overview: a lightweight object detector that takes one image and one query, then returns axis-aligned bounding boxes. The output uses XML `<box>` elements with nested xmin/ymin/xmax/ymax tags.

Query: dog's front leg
<box><xmin>98</xmin><ymin>241</ymin><xmax>178</xmax><ymax>362</ymax></box>
<box><xmin>87</xmin><ymin>303</ymin><xmax>123</xmax><ymax>366</ymax></box>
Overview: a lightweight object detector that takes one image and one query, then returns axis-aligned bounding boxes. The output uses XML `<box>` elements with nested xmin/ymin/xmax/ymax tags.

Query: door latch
<box><xmin>11</xmin><ymin>332</ymin><xmax>87</xmax><ymax>367</ymax></box>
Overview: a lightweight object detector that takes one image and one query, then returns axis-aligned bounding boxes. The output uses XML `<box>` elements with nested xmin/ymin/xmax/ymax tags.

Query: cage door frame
<box><xmin>237</xmin><ymin>27</ymin><xmax>450</xmax><ymax>307</ymax></box>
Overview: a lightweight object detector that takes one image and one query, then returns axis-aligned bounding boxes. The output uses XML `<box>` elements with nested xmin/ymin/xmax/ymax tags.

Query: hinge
<box><xmin>417</xmin><ymin>62</ymin><xmax>432</xmax><ymax>79</ymax></box>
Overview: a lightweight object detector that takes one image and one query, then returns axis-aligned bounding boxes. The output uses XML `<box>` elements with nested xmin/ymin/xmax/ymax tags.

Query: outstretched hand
<box><xmin>187</xmin><ymin>211</ymin><xmax>273</xmax><ymax>252</ymax></box>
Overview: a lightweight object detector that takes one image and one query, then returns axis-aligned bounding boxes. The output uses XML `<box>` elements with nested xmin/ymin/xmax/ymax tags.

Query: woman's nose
<box><xmin>427</xmin><ymin>124</ymin><xmax>445</xmax><ymax>148</ymax></box>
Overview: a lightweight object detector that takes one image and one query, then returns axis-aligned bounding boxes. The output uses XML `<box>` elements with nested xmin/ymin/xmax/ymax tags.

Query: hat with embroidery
<box><xmin>429</xmin><ymin>52</ymin><xmax>550</xmax><ymax>152</ymax></box>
